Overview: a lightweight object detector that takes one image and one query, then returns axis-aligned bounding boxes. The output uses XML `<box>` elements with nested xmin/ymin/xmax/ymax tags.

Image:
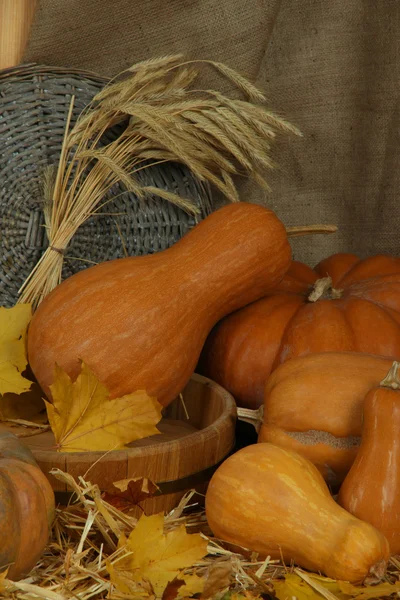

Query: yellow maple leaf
<box><xmin>222</xmin><ymin>594</ymin><xmax>262</xmax><ymax>600</ymax></box>
<box><xmin>0</xmin><ymin>568</ymin><xmax>8</xmax><ymax>582</ymax></box>
<box><xmin>338</xmin><ymin>579</ymin><xmax>400</xmax><ymax>599</ymax></box>
<box><xmin>0</xmin><ymin>304</ymin><xmax>32</xmax><ymax>396</ymax></box>
<box><xmin>177</xmin><ymin>574</ymin><xmax>204</xmax><ymax>597</ymax></box>
<box><xmin>45</xmin><ymin>361</ymin><xmax>162</xmax><ymax>452</ymax></box>
<box><xmin>107</xmin><ymin>561</ymin><xmax>153</xmax><ymax>598</ymax></box>
<box><xmin>110</xmin><ymin>512</ymin><xmax>208</xmax><ymax>597</ymax></box>
<box><xmin>273</xmin><ymin>573</ymin><xmax>346</xmax><ymax>600</ymax></box>
<box><xmin>273</xmin><ymin>572</ymin><xmax>400</xmax><ymax>600</ymax></box>
<box><xmin>0</xmin><ymin>569</ymin><xmax>10</xmax><ymax>596</ymax></box>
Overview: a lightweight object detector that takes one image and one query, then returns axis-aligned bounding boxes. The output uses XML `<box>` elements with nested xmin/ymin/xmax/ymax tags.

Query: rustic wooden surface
<box><xmin>0</xmin><ymin>0</ymin><xmax>37</xmax><ymax>70</ymax></box>
<box><xmin>7</xmin><ymin>374</ymin><xmax>236</xmax><ymax>514</ymax></box>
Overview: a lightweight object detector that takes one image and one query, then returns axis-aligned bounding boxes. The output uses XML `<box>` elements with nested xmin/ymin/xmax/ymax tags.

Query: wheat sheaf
<box><xmin>18</xmin><ymin>55</ymin><xmax>301</xmax><ymax>308</ymax></box>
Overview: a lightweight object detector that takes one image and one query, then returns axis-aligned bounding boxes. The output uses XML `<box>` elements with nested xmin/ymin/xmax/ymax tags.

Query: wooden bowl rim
<box><xmin>31</xmin><ymin>373</ymin><xmax>237</xmax><ymax>461</ymax></box>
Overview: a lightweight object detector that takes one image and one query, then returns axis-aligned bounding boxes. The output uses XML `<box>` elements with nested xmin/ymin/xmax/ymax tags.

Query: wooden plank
<box><xmin>0</xmin><ymin>0</ymin><xmax>37</xmax><ymax>70</ymax></box>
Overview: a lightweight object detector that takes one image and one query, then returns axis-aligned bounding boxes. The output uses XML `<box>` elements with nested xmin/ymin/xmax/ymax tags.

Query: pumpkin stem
<box><xmin>286</xmin><ymin>224</ymin><xmax>337</xmax><ymax>238</ymax></box>
<box><xmin>365</xmin><ymin>558</ymin><xmax>387</xmax><ymax>584</ymax></box>
<box><xmin>380</xmin><ymin>361</ymin><xmax>400</xmax><ymax>390</ymax></box>
<box><xmin>237</xmin><ymin>406</ymin><xmax>264</xmax><ymax>432</ymax></box>
<box><xmin>308</xmin><ymin>276</ymin><xmax>332</xmax><ymax>301</ymax></box>
<box><xmin>308</xmin><ymin>276</ymin><xmax>343</xmax><ymax>302</ymax></box>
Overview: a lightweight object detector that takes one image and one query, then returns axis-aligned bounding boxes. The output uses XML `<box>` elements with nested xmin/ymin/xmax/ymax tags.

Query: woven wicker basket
<box><xmin>0</xmin><ymin>64</ymin><xmax>212</xmax><ymax>307</ymax></box>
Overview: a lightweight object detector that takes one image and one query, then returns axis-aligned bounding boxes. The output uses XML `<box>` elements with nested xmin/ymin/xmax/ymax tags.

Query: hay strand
<box><xmin>2</xmin><ymin>469</ymin><xmax>399</xmax><ymax>600</ymax></box>
<box><xmin>286</xmin><ymin>224</ymin><xmax>338</xmax><ymax>237</ymax></box>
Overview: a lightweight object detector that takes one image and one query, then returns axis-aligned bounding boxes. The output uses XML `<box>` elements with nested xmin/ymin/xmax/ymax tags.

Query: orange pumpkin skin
<box><xmin>338</xmin><ymin>362</ymin><xmax>400</xmax><ymax>553</ymax></box>
<box><xmin>257</xmin><ymin>352</ymin><xmax>395</xmax><ymax>486</ymax></box>
<box><xmin>205</xmin><ymin>443</ymin><xmax>389</xmax><ymax>582</ymax></box>
<box><xmin>27</xmin><ymin>203</ymin><xmax>291</xmax><ymax>406</ymax></box>
<box><xmin>201</xmin><ymin>253</ymin><xmax>400</xmax><ymax>408</ymax></box>
<box><xmin>0</xmin><ymin>430</ymin><xmax>55</xmax><ymax>580</ymax></box>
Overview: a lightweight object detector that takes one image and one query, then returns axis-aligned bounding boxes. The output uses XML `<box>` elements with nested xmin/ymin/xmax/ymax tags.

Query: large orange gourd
<box><xmin>338</xmin><ymin>361</ymin><xmax>400</xmax><ymax>553</ymax></box>
<box><xmin>201</xmin><ymin>253</ymin><xmax>400</xmax><ymax>408</ymax></box>
<box><xmin>27</xmin><ymin>203</ymin><xmax>291</xmax><ymax>405</ymax></box>
<box><xmin>0</xmin><ymin>430</ymin><xmax>55</xmax><ymax>580</ymax></box>
<box><xmin>257</xmin><ymin>352</ymin><xmax>394</xmax><ymax>486</ymax></box>
<box><xmin>205</xmin><ymin>443</ymin><xmax>389</xmax><ymax>583</ymax></box>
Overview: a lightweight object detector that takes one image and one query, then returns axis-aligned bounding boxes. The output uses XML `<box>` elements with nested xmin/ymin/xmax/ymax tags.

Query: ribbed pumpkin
<box><xmin>206</xmin><ymin>443</ymin><xmax>389</xmax><ymax>583</ymax></box>
<box><xmin>257</xmin><ymin>352</ymin><xmax>395</xmax><ymax>486</ymax></box>
<box><xmin>201</xmin><ymin>253</ymin><xmax>400</xmax><ymax>408</ymax></box>
<box><xmin>338</xmin><ymin>361</ymin><xmax>400</xmax><ymax>553</ymax></box>
<box><xmin>0</xmin><ymin>429</ymin><xmax>55</xmax><ymax>580</ymax></box>
<box><xmin>27</xmin><ymin>203</ymin><xmax>291</xmax><ymax>406</ymax></box>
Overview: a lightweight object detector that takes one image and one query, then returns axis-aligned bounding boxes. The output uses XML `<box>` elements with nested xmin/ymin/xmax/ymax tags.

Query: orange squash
<box><xmin>257</xmin><ymin>352</ymin><xmax>394</xmax><ymax>486</ymax></box>
<box><xmin>205</xmin><ymin>443</ymin><xmax>389</xmax><ymax>582</ymax></box>
<box><xmin>201</xmin><ymin>253</ymin><xmax>400</xmax><ymax>408</ymax></box>
<box><xmin>27</xmin><ymin>203</ymin><xmax>291</xmax><ymax>405</ymax></box>
<box><xmin>338</xmin><ymin>361</ymin><xmax>400</xmax><ymax>553</ymax></box>
<box><xmin>0</xmin><ymin>429</ymin><xmax>55</xmax><ymax>580</ymax></box>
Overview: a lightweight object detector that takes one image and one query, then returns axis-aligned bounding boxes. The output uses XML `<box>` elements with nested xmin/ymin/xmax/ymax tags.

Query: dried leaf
<box><xmin>0</xmin><ymin>304</ymin><xmax>32</xmax><ymax>395</ymax></box>
<box><xmin>221</xmin><ymin>594</ymin><xmax>262</xmax><ymax>600</ymax></box>
<box><xmin>110</xmin><ymin>512</ymin><xmax>208</xmax><ymax>597</ymax></box>
<box><xmin>0</xmin><ymin>383</ymin><xmax>46</xmax><ymax>422</ymax></box>
<box><xmin>338</xmin><ymin>580</ymin><xmax>400</xmax><ymax>599</ymax></box>
<box><xmin>298</xmin><ymin>571</ymin><xmax>400</xmax><ymax>600</ymax></box>
<box><xmin>103</xmin><ymin>476</ymin><xmax>160</xmax><ymax>511</ymax></box>
<box><xmin>45</xmin><ymin>361</ymin><xmax>162</xmax><ymax>452</ymax></box>
<box><xmin>162</xmin><ymin>577</ymin><xmax>185</xmax><ymax>600</ymax></box>
<box><xmin>272</xmin><ymin>572</ymin><xmax>400</xmax><ymax>600</ymax></box>
<box><xmin>273</xmin><ymin>573</ymin><xmax>344</xmax><ymax>600</ymax></box>
<box><xmin>201</xmin><ymin>560</ymin><xmax>232</xmax><ymax>599</ymax></box>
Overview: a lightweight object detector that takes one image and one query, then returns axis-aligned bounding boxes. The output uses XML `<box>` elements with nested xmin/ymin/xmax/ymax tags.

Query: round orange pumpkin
<box><xmin>0</xmin><ymin>429</ymin><xmax>55</xmax><ymax>580</ymax></box>
<box><xmin>257</xmin><ymin>352</ymin><xmax>395</xmax><ymax>487</ymax></box>
<box><xmin>201</xmin><ymin>253</ymin><xmax>400</xmax><ymax>408</ymax></box>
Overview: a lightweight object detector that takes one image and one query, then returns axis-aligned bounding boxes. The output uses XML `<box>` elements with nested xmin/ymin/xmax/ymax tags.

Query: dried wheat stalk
<box><xmin>18</xmin><ymin>54</ymin><xmax>301</xmax><ymax>308</ymax></box>
<box><xmin>1</xmin><ymin>469</ymin><xmax>398</xmax><ymax>599</ymax></box>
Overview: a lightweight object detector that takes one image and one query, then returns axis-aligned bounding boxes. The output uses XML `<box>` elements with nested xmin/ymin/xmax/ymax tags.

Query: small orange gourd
<box><xmin>201</xmin><ymin>253</ymin><xmax>400</xmax><ymax>408</ymax></box>
<box><xmin>0</xmin><ymin>429</ymin><xmax>55</xmax><ymax>580</ymax></box>
<box><xmin>205</xmin><ymin>443</ymin><xmax>389</xmax><ymax>583</ymax></box>
<box><xmin>338</xmin><ymin>361</ymin><xmax>400</xmax><ymax>553</ymax></box>
<box><xmin>27</xmin><ymin>203</ymin><xmax>291</xmax><ymax>405</ymax></box>
<box><xmin>257</xmin><ymin>352</ymin><xmax>394</xmax><ymax>486</ymax></box>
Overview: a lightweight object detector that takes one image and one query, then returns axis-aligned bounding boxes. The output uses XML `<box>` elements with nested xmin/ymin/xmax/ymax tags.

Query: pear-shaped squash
<box><xmin>338</xmin><ymin>361</ymin><xmax>400</xmax><ymax>553</ymax></box>
<box><xmin>0</xmin><ymin>429</ymin><xmax>55</xmax><ymax>580</ymax></box>
<box><xmin>201</xmin><ymin>253</ymin><xmax>400</xmax><ymax>408</ymax></box>
<box><xmin>256</xmin><ymin>352</ymin><xmax>394</xmax><ymax>486</ymax></box>
<box><xmin>27</xmin><ymin>203</ymin><xmax>291</xmax><ymax>405</ymax></box>
<box><xmin>206</xmin><ymin>443</ymin><xmax>389</xmax><ymax>583</ymax></box>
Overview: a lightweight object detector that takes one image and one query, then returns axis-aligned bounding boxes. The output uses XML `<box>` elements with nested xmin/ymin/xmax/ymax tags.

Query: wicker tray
<box><xmin>0</xmin><ymin>64</ymin><xmax>212</xmax><ymax>307</ymax></box>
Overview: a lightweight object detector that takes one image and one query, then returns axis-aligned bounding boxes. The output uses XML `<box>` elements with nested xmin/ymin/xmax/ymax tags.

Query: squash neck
<box><xmin>308</xmin><ymin>276</ymin><xmax>344</xmax><ymax>302</ymax></box>
<box><xmin>171</xmin><ymin>219</ymin><xmax>291</xmax><ymax>321</ymax></box>
<box><xmin>361</xmin><ymin>363</ymin><xmax>400</xmax><ymax>443</ymax></box>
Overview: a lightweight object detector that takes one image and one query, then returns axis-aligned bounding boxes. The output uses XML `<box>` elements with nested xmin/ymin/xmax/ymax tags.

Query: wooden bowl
<box><xmin>18</xmin><ymin>374</ymin><xmax>236</xmax><ymax>514</ymax></box>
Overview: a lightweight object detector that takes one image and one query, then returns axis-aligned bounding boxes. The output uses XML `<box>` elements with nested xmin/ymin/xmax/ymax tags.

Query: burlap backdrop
<box><xmin>23</xmin><ymin>0</ymin><xmax>400</xmax><ymax>264</ymax></box>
